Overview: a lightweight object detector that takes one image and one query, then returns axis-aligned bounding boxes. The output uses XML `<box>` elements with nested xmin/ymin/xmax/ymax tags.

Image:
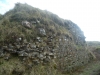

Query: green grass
<box><xmin>0</xmin><ymin>57</ymin><xmax>67</xmax><ymax>75</ymax></box>
<box><xmin>73</xmin><ymin>60</ymin><xmax>100</xmax><ymax>75</ymax></box>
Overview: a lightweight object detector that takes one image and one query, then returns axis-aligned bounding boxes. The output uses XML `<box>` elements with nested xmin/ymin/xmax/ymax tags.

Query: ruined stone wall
<box><xmin>0</xmin><ymin>20</ymin><xmax>92</xmax><ymax>73</ymax></box>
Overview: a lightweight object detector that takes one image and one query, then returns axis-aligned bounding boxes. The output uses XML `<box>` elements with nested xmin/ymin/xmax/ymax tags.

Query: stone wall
<box><xmin>0</xmin><ymin>20</ymin><xmax>92</xmax><ymax>73</ymax></box>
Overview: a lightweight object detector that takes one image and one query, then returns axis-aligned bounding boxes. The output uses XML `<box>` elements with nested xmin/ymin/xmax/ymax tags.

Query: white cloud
<box><xmin>0</xmin><ymin>0</ymin><xmax>14</xmax><ymax>14</ymax></box>
<box><xmin>0</xmin><ymin>0</ymin><xmax>100</xmax><ymax>41</ymax></box>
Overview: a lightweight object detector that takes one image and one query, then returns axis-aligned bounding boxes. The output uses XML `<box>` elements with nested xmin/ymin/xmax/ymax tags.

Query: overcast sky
<box><xmin>0</xmin><ymin>0</ymin><xmax>100</xmax><ymax>41</ymax></box>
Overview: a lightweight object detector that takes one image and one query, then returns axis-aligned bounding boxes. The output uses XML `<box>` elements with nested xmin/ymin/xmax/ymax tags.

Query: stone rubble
<box><xmin>0</xmin><ymin>35</ymin><xmax>58</xmax><ymax>65</ymax></box>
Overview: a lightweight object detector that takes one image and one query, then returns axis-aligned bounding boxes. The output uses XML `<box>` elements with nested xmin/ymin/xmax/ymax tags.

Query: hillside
<box><xmin>0</xmin><ymin>3</ymin><xmax>93</xmax><ymax>75</ymax></box>
<box><xmin>87</xmin><ymin>41</ymin><xmax>100</xmax><ymax>50</ymax></box>
<box><xmin>87</xmin><ymin>41</ymin><xmax>100</xmax><ymax>60</ymax></box>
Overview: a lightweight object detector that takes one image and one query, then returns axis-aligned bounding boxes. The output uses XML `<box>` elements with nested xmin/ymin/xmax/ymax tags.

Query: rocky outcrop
<box><xmin>22</xmin><ymin>21</ymin><xmax>31</xmax><ymax>28</ymax></box>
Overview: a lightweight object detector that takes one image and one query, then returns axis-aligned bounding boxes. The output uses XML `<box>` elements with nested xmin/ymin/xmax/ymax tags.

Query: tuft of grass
<box><xmin>0</xmin><ymin>57</ymin><xmax>67</xmax><ymax>75</ymax></box>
